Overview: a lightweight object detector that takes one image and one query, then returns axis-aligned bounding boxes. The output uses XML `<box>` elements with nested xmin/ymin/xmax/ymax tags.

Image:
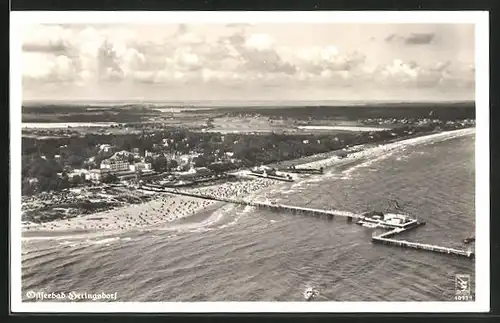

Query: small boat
<box><xmin>463</xmin><ymin>236</ymin><xmax>475</xmax><ymax>244</ymax></box>
<box><xmin>303</xmin><ymin>287</ymin><xmax>318</xmax><ymax>301</ymax></box>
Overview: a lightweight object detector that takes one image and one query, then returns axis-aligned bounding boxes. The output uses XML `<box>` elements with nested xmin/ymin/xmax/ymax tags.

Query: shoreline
<box><xmin>296</xmin><ymin>127</ymin><xmax>474</xmax><ymax>170</ymax></box>
<box><xmin>21</xmin><ymin>127</ymin><xmax>475</xmax><ymax>238</ymax></box>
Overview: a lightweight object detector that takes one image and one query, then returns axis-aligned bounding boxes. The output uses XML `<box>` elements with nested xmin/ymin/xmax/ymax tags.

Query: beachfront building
<box><xmin>99</xmin><ymin>144</ymin><xmax>114</xmax><ymax>153</ymax></box>
<box><xmin>163</xmin><ymin>152</ymin><xmax>176</xmax><ymax>161</ymax></box>
<box><xmin>162</xmin><ymin>138</ymin><xmax>176</xmax><ymax>147</ymax></box>
<box><xmin>113</xmin><ymin>150</ymin><xmax>133</xmax><ymax>159</ymax></box>
<box><xmin>86</xmin><ymin>169</ymin><xmax>108</xmax><ymax>182</ymax></box>
<box><xmin>177</xmin><ymin>154</ymin><xmax>192</xmax><ymax>166</ymax></box>
<box><xmin>175</xmin><ymin>166</ymin><xmax>215</xmax><ymax>181</ymax></box>
<box><xmin>129</xmin><ymin>162</ymin><xmax>152</xmax><ymax>172</ymax></box>
<box><xmin>28</xmin><ymin>178</ymin><xmax>38</xmax><ymax>184</ymax></box>
<box><xmin>68</xmin><ymin>169</ymin><xmax>90</xmax><ymax>179</ymax></box>
<box><xmin>100</xmin><ymin>157</ymin><xmax>130</xmax><ymax>173</ymax></box>
<box><xmin>178</xmin><ymin>152</ymin><xmax>203</xmax><ymax>165</ymax></box>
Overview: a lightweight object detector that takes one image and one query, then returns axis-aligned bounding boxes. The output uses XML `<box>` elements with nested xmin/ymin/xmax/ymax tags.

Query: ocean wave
<box><xmin>217</xmin><ymin>205</ymin><xmax>254</xmax><ymax>230</ymax></box>
<box><xmin>91</xmin><ymin>237</ymin><xmax>122</xmax><ymax>245</ymax></box>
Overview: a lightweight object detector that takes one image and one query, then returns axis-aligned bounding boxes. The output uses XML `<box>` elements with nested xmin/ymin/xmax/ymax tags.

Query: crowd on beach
<box><xmin>182</xmin><ymin>178</ymin><xmax>277</xmax><ymax>200</ymax></box>
<box><xmin>23</xmin><ymin>194</ymin><xmax>217</xmax><ymax>233</ymax></box>
<box><xmin>22</xmin><ymin>177</ymin><xmax>278</xmax><ymax>234</ymax></box>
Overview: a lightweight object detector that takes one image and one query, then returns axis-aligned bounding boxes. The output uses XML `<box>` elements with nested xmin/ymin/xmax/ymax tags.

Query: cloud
<box><xmin>373</xmin><ymin>59</ymin><xmax>473</xmax><ymax>89</ymax></box>
<box><xmin>296</xmin><ymin>46</ymin><xmax>366</xmax><ymax>75</ymax></box>
<box><xmin>176</xmin><ymin>24</ymin><xmax>188</xmax><ymax>35</ymax></box>
<box><xmin>225</xmin><ymin>23</ymin><xmax>253</xmax><ymax>28</ymax></box>
<box><xmin>220</xmin><ymin>32</ymin><xmax>297</xmax><ymax>75</ymax></box>
<box><xmin>97</xmin><ymin>40</ymin><xmax>125</xmax><ymax>81</ymax></box>
<box><xmin>21</xmin><ymin>24</ymin><xmax>474</xmax><ymax>100</ymax></box>
<box><xmin>244</xmin><ymin>33</ymin><xmax>275</xmax><ymax>50</ymax></box>
<box><xmin>235</xmin><ymin>34</ymin><xmax>297</xmax><ymax>75</ymax></box>
<box><xmin>405</xmin><ymin>33</ymin><xmax>435</xmax><ymax>45</ymax></box>
<box><xmin>385</xmin><ymin>34</ymin><xmax>397</xmax><ymax>42</ymax></box>
<box><xmin>385</xmin><ymin>32</ymin><xmax>435</xmax><ymax>45</ymax></box>
<box><xmin>241</xmin><ymin>48</ymin><xmax>297</xmax><ymax>75</ymax></box>
<box><xmin>22</xmin><ymin>40</ymin><xmax>70</xmax><ymax>54</ymax></box>
<box><xmin>22</xmin><ymin>53</ymin><xmax>78</xmax><ymax>84</ymax></box>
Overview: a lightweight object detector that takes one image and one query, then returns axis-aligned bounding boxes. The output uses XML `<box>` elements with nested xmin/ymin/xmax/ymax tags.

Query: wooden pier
<box><xmin>278</xmin><ymin>167</ymin><xmax>324</xmax><ymax>175</ymax></box>
<box><xmin>139</xmin><ymin>184</ymin><xmax>358</xmax><ymax>222</ymax></box>
<box><xmin>248</xmin><ymin>172</ymin><xmax>294</xmax><ymax>182</ymax></box>
<box><xmin>372</xmin><ymin>224</ymin><xmax>474</xmax><ymax>259</ymax></box>
<box><xmin>139</xmin><ymin>184</ymin><xmax>474</xmax><ymax>259</ymax></box>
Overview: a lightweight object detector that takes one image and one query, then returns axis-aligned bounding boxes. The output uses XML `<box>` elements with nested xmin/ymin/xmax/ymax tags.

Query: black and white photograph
<box><xmin>10</xmin><ymin>11</ymin><xmax>489</xmax><ymax>312</ymax></box>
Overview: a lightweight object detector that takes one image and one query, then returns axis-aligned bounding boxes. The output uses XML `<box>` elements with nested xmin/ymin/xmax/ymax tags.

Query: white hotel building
<box><xmin>100</xmin><ymin>157</ymin><xmax>130</xmax><ymax>173</ymax></box>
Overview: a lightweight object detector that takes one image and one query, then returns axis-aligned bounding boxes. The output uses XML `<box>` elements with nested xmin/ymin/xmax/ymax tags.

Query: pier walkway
<box><xmin>139</xmin><ymin>184</ymin><xmax>359</xmax><ymax>221</ymax></box>
<box><xmin>372</xmin><ymin>235</ymin><xmax>474</xmax><ymax>258</ymax></box>
<box><xmin>139</xmin><ymin>184</ymin><xmax>473</xmax><ymax>259</ymax></box>
<box><xmin>372</xmin><ymin>224</ymin><xmax>474</xmax><ymax>259</ymax></box>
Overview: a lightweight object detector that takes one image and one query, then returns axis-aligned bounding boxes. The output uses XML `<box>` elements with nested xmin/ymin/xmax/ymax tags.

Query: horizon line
<box><xmin>22</xmin><ymin>99</ymin><xmax>475</xmax><ymax>104</ymax></box>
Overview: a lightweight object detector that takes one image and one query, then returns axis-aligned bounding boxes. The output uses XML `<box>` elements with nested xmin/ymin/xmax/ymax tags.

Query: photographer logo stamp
<box><xmin>455</xmin><ymin>274</ymin><xmax>472</xmax><ymax>301</ymax></box>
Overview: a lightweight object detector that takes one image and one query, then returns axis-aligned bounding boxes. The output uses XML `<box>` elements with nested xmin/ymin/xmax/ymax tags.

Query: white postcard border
<box><xmin>10</xmin><ymin>10</ymin><xmax>490</xmax><ymax>313</ymax></box>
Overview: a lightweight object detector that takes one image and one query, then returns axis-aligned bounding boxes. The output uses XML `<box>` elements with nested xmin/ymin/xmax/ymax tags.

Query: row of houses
<box><xmin>66</xmin><ymin>158</ymin><xmax>153</xmax><ymax>182</ymax></box>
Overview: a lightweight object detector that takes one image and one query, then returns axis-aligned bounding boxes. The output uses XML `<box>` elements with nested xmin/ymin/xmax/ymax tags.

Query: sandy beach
<box><xmin>21</xmin><ymin>128</ymin><xmax>474</xmax><ymax>236</ymax></box>
<box><xmin>298</xmin><ymin>128</ymin><xmax>475</xmax><ymax>170</ymax></box>
<box><xmin>22</xmin><ymin>194</ymin><xmax>216</xmax><ymax>234</ymax></box>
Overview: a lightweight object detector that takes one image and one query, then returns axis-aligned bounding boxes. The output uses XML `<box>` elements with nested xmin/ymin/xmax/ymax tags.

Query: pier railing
<box><xmin>372</xmin><ymin>234</ymin><xmax>474</xmax><ymax>258</ymax></box>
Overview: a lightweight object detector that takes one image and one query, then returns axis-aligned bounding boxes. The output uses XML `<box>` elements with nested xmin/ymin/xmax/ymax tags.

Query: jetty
<box><xmin>372</xmin><ymin>225</ymin><xmax>474</xmax><ymax>258</ymax></box>
<box><xmin>278</xmin><ymin>166</ymin><xmax>324</xmax><ymax>175</ymax></box>
<box><xmin>160</xmin><ymin>173</ymin><xmax>236</xmax><ymax>188</ymax></box>
<box><xmin>140</xmin><ymin>184</ymin><xmax>358</xmax><ymax>222</ymax></box>
<box><xmin>373</xmin><ymin>236</ymin><xmax>474</xmax><ymax>258</ymax></box>
<box><xmin>248</xmin><ymin>172</ymin><xmax>294</xmax><ymax>182</ymax></box>
<box><xmin>138</xmin><ymin>184</ymin><xmax>474</xmax><ymax>259</ymax></box>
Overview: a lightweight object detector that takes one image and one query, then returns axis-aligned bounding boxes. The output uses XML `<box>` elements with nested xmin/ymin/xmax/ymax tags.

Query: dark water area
<box><xmin>21</xmin><ymin>133</ymin><xmax>475</xmax><ymax>302</ymax></box>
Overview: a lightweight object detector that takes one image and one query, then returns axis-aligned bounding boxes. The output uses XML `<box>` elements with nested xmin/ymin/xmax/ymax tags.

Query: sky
<box><xmin>21</xmin><ymin>23</ymin><xmax>475</xmax><ymax>102</ymax></box>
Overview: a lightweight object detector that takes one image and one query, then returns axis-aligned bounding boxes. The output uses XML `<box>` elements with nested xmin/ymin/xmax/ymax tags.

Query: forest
<box><xmin>191</xmin><ymin>102</ymin><xmax>475</xmax><ymax>121</ymax></box>
<box><xmin>22</xmin><ymin>104</ymin><xmax>163</xmax><ymax>123</ymax></box>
